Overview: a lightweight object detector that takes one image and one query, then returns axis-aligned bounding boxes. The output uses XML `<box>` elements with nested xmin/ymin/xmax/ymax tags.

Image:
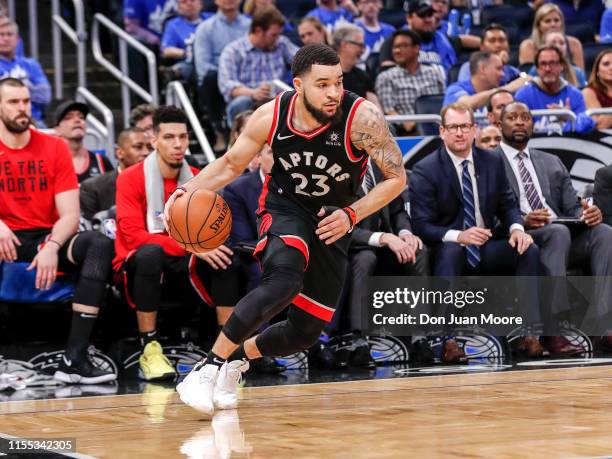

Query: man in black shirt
<box><xmin>332</xmin><ymin>24</ymin><xmax>381</xmax><ymax>108</ymax></box>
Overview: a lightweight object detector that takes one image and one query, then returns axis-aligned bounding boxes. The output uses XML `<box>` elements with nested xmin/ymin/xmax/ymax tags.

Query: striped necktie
<box><xmin>517</xmin><ymin>151</ymin><xmax>545</xmax><ymax>211</ymax></box>
<box><xmin>461</xmin><ymin>159</ymin><xmax>481</xmax><ymax>268</ymax></box>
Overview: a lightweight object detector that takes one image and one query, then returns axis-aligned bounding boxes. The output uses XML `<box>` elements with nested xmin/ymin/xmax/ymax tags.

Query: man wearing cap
<box><xmin>379</xmin><ymin>0</ymin><xmax>456</xmax><ymax>80</ymax></box>
<box><xmin>51</xmin><ymin>100</ymin><xmax>114</xmax><ymax>183</ymax></box>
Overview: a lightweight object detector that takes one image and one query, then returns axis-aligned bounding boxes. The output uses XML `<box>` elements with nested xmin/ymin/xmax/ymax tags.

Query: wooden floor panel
<box><xmin>1</xmin><ymin>366</ymin><xmax>612</xmax><ymax>458</ymax></box>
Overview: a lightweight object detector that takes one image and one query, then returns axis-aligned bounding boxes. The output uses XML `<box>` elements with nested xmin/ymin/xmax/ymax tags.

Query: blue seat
<box><xmin>0</xmin><ymin>262</ymin><xmax>75</xmax><ymax>303</ymax></box>
<box><xmin>414</xmin><ymin>94</ymin><xmax>444</xmax><ymax>136</ymax></box>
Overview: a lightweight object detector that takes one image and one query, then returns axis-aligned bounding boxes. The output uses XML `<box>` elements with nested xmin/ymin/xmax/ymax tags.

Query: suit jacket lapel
<box><xmin>530</xmin><ymin>150</ymin><xmax>555</xmax><ymax>210</ymax></box>
<box><xmin>498</xmin><ymin>147</ymin><xmax>520</xmax><ymax>201</ymax></box>
<box><xmin>440</xmin><ymin>148</ymin><xmax>462</xmax><ymax>201</ymax></box>
<box><xmin>473</xmin><ymin>149</ymin><xmax>487</xmax><ymax>216</ymax></box>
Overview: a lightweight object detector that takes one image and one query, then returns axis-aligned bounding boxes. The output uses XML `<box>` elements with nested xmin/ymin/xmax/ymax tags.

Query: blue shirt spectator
<box><xmin>124</xmin><ymin>0</ymin><xmax>176</xmax><ymax>45</ymax></box>
<box><xmin>307</xmin><ymin>4</ymin><xmax>354</xmax><ymax>32</ymax></box>
<box><xmin>443</xmin><ymin>79</ymin><xmax>489</xmax><ymax>125</ymax></box>
<box><xmin>458</xmin><ymin>62</ymin><xmax>519</xmax><ymax>86</ymax></box>
<box><xmin>601</xmin><ymin>8</ymin><xmax>612</xmax><ymax>44</ymax></box>
<box><xmin>354</xmin><ymin>18</ymin><xmax>395</xmax><ymax>68</ymax></box>
<box><xmin>527</xmin><ymin>64</ymin><xmax>586</xmax><ymax>88</ymax></box>
<box><xmin>515</xmin><ymin>80</ymin><xmax>595</xmax><ymax>134</ymax></box>
<box><xmin>193</xmin><ymin>9</ymin><xmax>251</xmax><ymax>84</ymax></box>
<box><xmin>0</xmin><ymin>21</ymin><xmax>50</xmax><ymax>124</ymax></box>
<box><xmin>162</xmin><ymin>13</ymin><xmax>212</xmax><ymax>52</ymax></box>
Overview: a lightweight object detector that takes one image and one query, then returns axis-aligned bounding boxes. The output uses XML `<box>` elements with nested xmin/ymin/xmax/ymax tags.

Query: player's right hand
<box><xmin>163</xmin><ymin>187</ymin><xmax>187</xmax><ymax>232</ymax></box>
<box><xmin>0</xmin><ymin>220</ymin><xmax>21</xmax><ymax>262</ymax></box>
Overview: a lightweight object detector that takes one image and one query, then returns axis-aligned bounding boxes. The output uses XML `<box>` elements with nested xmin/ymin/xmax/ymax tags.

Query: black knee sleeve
<box><xmin>222</xmin><ymin>236</ymin><xmax>305</xmax><ymax>344</ymax></box>
<box><xmin>256</xmin><ymin>307</ymin><xmax>325</xmax><ymax>357</ymax></box>
<box><xmin>72</xmin><ymin>232</ymin><xmax>114</xmax><ymax>307</ymax></box>
<box><xmin>128</xmin><ymin>244</ymin><xmax>166</xmax><ymax>312</ymax></box>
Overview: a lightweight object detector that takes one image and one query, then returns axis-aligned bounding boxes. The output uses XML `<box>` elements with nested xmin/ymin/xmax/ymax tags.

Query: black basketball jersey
<box><xmin>265</xmin><ymin>90</ymin><xmax>368</xmax><ymax>214</ymax></box>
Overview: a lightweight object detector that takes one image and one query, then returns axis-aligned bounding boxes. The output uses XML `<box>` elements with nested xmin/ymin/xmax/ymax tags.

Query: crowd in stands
<box><xmin>1</xmin><ymin>0</ymin><xmax>612</xmax><ymax>382</ymax></box>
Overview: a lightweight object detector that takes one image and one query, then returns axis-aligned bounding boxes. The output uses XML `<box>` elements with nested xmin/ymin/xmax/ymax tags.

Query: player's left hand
<box><xmin>508</xmin><ymin>230</ymin><xmax>532</xmax><ymax>255</ymax></box>
<box><xmin>27</xmin><ymin>244</ymin><xmax>59</xmax><ymax>290</ymax></box>
<box><xmin>316</xmin><ymin>207</ymin><xmax>351</xmax><ymax>245</ymax></box>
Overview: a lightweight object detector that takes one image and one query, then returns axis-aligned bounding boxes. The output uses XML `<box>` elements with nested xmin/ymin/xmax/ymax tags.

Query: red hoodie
<box><xmin>113</xmin><ymin>161</ymin><xmax>199</xmax><ymax>271</ymax></box>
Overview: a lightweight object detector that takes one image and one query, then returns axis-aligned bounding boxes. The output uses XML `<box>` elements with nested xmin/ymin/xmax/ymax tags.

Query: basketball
<box><xmin>167</xmin><ymin>189</ymin><xmax>232</xmax><ymax>253</ymax></box>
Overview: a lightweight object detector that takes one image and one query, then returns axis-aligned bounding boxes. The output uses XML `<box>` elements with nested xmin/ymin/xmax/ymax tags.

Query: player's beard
<box><xmin>303</xmin><ymin>91</ymin><xmax>343</xmax><ymax>126</ymax></box>
<box><xmin>1</xmin><ymin>112</ymin><xmax>31</xmax><ymax>133</ymax></box>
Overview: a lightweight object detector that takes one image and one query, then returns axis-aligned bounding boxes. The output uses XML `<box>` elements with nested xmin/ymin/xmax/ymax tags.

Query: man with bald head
<box><xmin>496</xmin><ymin>101</ymin><xmax>612</xmax><ymax>351</ymax></box>
<box><xmin>80</xmin><ymin>127</ymin><xmax>150</xmax><ymax>221</ymax></box>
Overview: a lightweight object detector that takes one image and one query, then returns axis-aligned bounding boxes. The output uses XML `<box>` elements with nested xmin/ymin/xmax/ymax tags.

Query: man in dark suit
<box><xmin>498</xmin><ymin>102</ymin><xmax>612</xmax><ymax>348</ymax></box>
<box><xmin>80</xmin><ymin>127</ymin><xmax>150</xmax><ymax>220</ymax></box>
<box><xmin>409</xmin><ymin>102</ymin><xmax>541</xmax><ymax>361</ymax></box>
<box><xmin>594</xmin><ymin>164</ymin><xmax>612</xmax><ymax>227</ymax></box>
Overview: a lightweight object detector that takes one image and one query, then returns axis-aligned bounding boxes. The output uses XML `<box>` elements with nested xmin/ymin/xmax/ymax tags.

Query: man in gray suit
<box><xmin>593</xmin><ymin>165</ymin><xmax>612</xmax><ymax>227</ymax></box>
<box><xmin>497</xmin><ymin>102</ymin><xmax>612</xmax><ymax>344</ymax></box>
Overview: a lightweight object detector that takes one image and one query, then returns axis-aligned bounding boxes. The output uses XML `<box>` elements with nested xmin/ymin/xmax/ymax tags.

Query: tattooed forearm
<box><xmin>350</xmin><ymin>101</ymin><xmax>404</xmax><ymax>179</ymax></box>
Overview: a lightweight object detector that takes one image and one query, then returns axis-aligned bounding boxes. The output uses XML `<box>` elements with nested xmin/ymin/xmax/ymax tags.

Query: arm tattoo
<box><xmin>350</xmin><ymin>102</ymin><xmax>404</xmax><ymax>179</ymax></box>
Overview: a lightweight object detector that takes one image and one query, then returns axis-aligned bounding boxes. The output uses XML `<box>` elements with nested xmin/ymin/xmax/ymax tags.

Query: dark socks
<box><xmin>205</xmin><ymin>351</ymin><xmax>226</xmax><ymax>367</ymax></box>
<box><xmin>140</xmin><ymin>330</ymin><xmax>158</xmax><ymax>348</ymax></box>
<box><xmin>65</xmin><ymin>311</ymin><xmax>97</xmax><ymax>360</ymax></box>
<box><xmin>229</xmin><ymin>346</ymin><xmax>248</xmax><ymax>361</ymax></box>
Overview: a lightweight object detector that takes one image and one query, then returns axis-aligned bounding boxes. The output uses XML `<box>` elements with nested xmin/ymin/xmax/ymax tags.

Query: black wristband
<box><xmin>47</xmin><ymin>239</ymin><xmax>62</xmax><ymax>249</ymax></box>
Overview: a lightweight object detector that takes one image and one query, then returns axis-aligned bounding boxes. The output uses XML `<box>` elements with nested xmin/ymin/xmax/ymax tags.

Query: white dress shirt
<box><xmin>443</xmin><ymin>148</ymin><xmax>523</xmax><ymax>242</ymax></box>
<box><xmin>499</xmin><ymin>142</ymin><xmax>557</xmax><ymax>218</ymax></box>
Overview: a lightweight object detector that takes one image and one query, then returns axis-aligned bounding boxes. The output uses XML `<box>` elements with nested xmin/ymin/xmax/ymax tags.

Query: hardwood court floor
<box><xmin>2</xmin><ymin>365</ymin><xmax>612</xmax><ymax>458</ymax></box>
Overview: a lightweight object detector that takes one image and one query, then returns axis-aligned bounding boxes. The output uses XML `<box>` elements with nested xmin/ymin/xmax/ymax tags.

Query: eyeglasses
<box><xmin>416</xmin><ymin>10</ymin><xmax>435</xmax><ymax>18</ymax></box>
<box><xmin>537</xmin><ymin>60</ymin><xmax>561</xmax><ymax>68</ymax></box>
<box><xmin>346</xmin><ymin>40</ymin><xmax>366</xmax><ymax>49</ymax></box>
<box><xmin>443</xmin><ymin>123</ymin><xmax>474</xmax><ymax>133</ymax></box>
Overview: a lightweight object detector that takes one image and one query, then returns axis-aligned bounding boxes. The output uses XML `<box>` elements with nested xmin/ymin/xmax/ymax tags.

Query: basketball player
<box><xmin>165</xmin><ymin>44</ymin><xmax>406</xmax><ymax>414</ymax></box>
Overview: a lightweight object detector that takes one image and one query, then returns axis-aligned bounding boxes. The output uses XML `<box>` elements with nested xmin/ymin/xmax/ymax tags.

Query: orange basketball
<box><xmin>167</xmin><ymin>189</ymin><xmax>232</xmax><ymax>253</ymax></box>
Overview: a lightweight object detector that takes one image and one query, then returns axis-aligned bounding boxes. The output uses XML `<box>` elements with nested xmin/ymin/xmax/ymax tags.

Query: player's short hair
<box><xmin>469</xmin><ymin>51</ymin><xmax>494</xmax><ymax>76</ymax></box>
<box><xmin>117</xmin><ymin>126</ymin><xmax>146</xmax><ymax>148</ymax></box>
<box><xmin>486</xmin><ymin>89</ymin><xmax>514</xmax><ymax>112</ymax></box>
<box><xmin>250</xmin><ymin>5</ymin><xmax>285</xmax><ymax>33</ymax></box>
<box><xmin>441</xmin><ymin>102</ymin><xmax>475</xmax><ymax>125</ymax></box>
<box><xmin>152</xmin><ymin>106</ymin><xmax>188</xmax><ymax>132</ymax></box>
<box><xmin>291</xmin><ymin>44</ymin><xmax>340</xmax><ymax>78</ymax></box>
<box><xmin>129</xmin><ymin>104</ymin><xmax>155</xmax><ymax>126</ymax></box>
<box><xmin>0</xmin><ymin>77</ymin><xmax>26</xmax><ymax>100</ymax></box>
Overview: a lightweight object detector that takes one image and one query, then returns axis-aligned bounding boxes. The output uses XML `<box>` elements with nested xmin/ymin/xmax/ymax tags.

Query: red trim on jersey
<box><xmin>188</xmin><ymin>254</ymin><xmax>214</xmax><ymax>307</ymax></box>
<box><xmin>257</xmin><ymin>175</ymin><xmax>271</xmax><ymax>215</ymax></box>
<box><xmin>279</xmin><ymin>235</ymin><xmax>309</xmax><ymax>268</ymax></box>
<box><xmin>252</xmin><ymin>235</ymin><xmax>269</xmax><ymax>261</ymax></box>
<box><xmin>266</xmin><ymin>92</ymin><xmax>283</xmax><ymax>146</ymax></box>
<box><xmin>95</xmin><ymin>153</ymin><xmax>107</xmax><ymax>174</ymax></box>
<box><xmin>293</xmin><ymin>293</ymin><xmax>335</xmax><ymax>322</ymax></box>
<box><xmin>286</xmin><ymin>92</ymin><xmax>331</xmax><ymax>139</ymax></box>
<box><xmin>259</xmin><ymin>213</ymin><xmax>273</xmax><ymax>237</ymax></box>
<box><xmin>121</xmin><ymin>249</ymin><xmax>137</xmax><ymax>309</ymax></box>
<box><xmin>344</xmin><ymin>97</ymin><xmax>366</xmax><ymax>162</ymax></box>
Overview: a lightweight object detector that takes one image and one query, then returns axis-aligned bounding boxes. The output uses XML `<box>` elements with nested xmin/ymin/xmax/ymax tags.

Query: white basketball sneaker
<box><xmin>177</xmin><ymin>363</ymin><xmax>219</xmax><ymax>415</ymax></box>
<box><xmin>213</xmin><ymin>360</ymin><xmax>249</xmax><ymax>410</ymax></box>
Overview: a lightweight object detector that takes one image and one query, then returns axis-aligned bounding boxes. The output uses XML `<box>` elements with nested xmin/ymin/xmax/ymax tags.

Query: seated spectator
<box><xmin>129</xmin><ymin>103</ymin><xmax>156</xmax><ymax>152</ymax></box>
<box><xmin>527</xmin><ymin>31</ymin><xmax>586</xmax><ymax>88</ymax></box>
<box><xmin>218</xmin><ymin>6</ymin><xmax>298</xmax><ymax>127</ymax></box>
<box><xmin>124</xmin><ymin>0</ymin><xmax>176</xmax><ymax>48</ymax></box>
<box><xmin>476</xmin><ymin>124</ymin><xmax>502</xmax><ymax>150</ymax></box>
<box><xmin>457</xmin><ymin>24</ymin><xmax>520</xmax><ymax>86</ymax></box>
<box><xmin>160</xmin><ymin>0</ymin><xmax>212</xmax><ymax>82</ymax></box>
<box><xmin>497</xmin><ymin>101</ymin><xmax>612</xmax><ymax>349</ymax></box>
<box><xmin>114</xmin><ymin>106</ymin><xmax>223</xmax><ymax>381</ymax></box>
<box><xmin>378</xmin><ymin>0</ymin><xmax>457</xmax><ymax>80</ymax></box>
<box><xmin>375</xmin><ymin>29</ymin><xmax>446</xmax><ymax>134</ymax></box>
<box><xmin>80</xmin><ymin>127</ymin><xmax>150</xmax><ymax>221</ymax></box>
<box><xmin>0</xmin><ymin>15</ymin><xmax>24</xmax><ymax>58</ymax></box>
<box><xmin>306</xmin><ymin>0</ymin><xmax>357</xmax><ymax>32</ymax></box>
<box><xmin>443</xmin><ymin>51</ymin><xmax>528</xmax><ymax>125</ymax></box>
<box><xmin>582</xmin><ymin>49</ymin><xmax>612</xmax><ymax>130</ymax></box>
<box><xmin>519</xmin><ymin>4</ymin><xmax>584</xmax><ymax>71</ymax></box>
<box><xmin>353</xmin><ymin>0</ymin><xmax>395</xmax><ymax>69</ymax></box>
<box><xmin>594</xmin><ymin>164</ymin><xmax>612</xmax><ymax>227</ymax></box>
<box><xmin>332</xmin><ymin>25</ymin><xmax>381</xmax><ymax>106</ymax></box>
<box><xmin>194</xmin><ymin>0</ymin><xmax>251</xmax><ymax>146</ymax></box>
<box><xmin>486</xmin><ymin>89</ymin><xmax>514</xmax><ymax>126</ymax></box>
<box><xmin>0</xmin><ymin>20</ymin><xmax>50</xmax><ymax>125</ymax></box>
<box><xmin>298</xmin><ymin>16</ymin><xmax>330</xmax><ymax>45</ymax></box>
<box><xmin>515</xmin><ymin>45</ymin><xmax>595</xmax><ymax>134</ymax></box>
<box><xmin>600</xmin><ymin>7</ymin><xmax>612</xmax><ymax>44</ymax></box>
<box><xmin>50</xmin><ymin>100</ymin><xmax>114</xmax><ymax>183</ymax></box>
<box><xmin>0</xmin><ymin>78</ymin><xmax>115</xmax><ymax>384</ymax></box>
